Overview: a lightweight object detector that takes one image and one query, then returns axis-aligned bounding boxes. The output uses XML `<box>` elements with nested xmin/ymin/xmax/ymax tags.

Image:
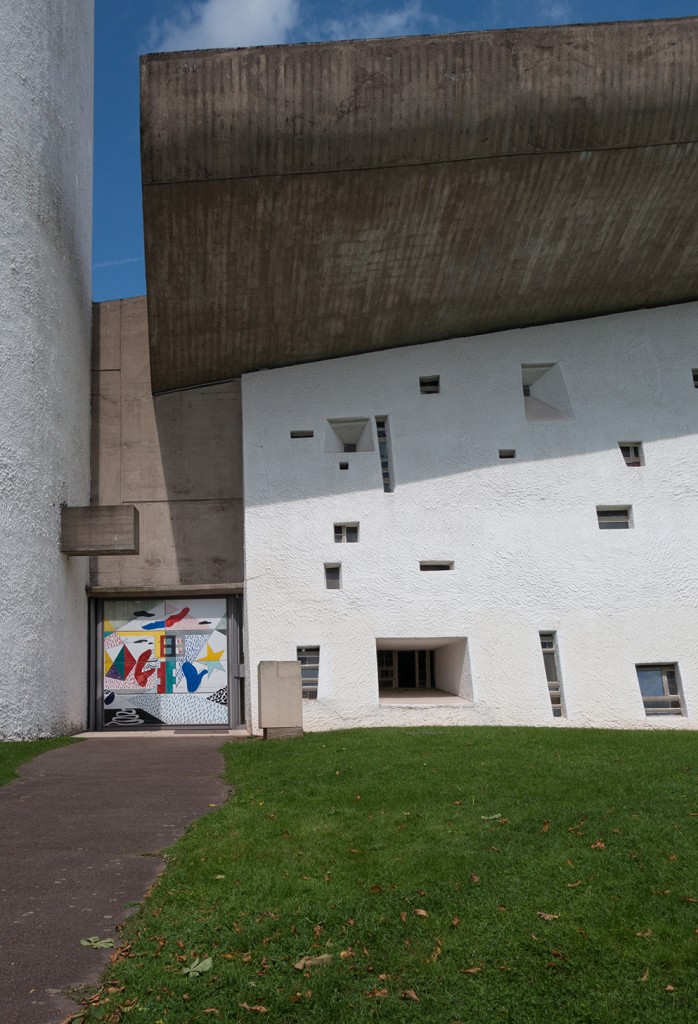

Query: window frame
<box><xmin>334</xmin><ymin>523</ymin><xmax>359</xmax><ymax>543</ymax></box>
<box><xmin>596</xmin><ymin>506</ymin><xmax>632</xmax><ymax>530</ymax></box>
<box><xmin>297</xmin><ymin>645</ymin><xmax>320</xmax><ymax>700</ymax></box>
<box><xmin>539</xmin><ymin>632</ymin><xmax>564</xmax><ymax>718</ymax></box>
<box><xmin>635</xmin><ymin>663</ymin><xmax>685</xmax><ymax>716</ymax></box>
<box><xmin>324</xmin><ymin>563</ymin><xmax>342</xmax><ymax>589</ymax></box>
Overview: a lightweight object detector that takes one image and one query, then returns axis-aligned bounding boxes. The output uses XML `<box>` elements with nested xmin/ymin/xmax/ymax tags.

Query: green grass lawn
<box><xmin>0</xmin><ymin>736</ymin><xmax>76</xmax><ymax>786</ymax></box>
<box><xmin>76</xmin><ymin>727</ymin><xmax>698</xmax><ymax>1024</ymax></box>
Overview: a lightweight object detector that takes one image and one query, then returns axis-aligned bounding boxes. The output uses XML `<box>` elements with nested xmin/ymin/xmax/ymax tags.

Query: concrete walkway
<box><xmin>0</xmin><ymin>736</ymin><xmax>234</xmax><ymax>1024</ymax></box>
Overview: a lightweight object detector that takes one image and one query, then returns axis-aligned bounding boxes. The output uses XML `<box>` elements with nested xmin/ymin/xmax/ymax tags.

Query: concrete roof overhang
<box><xmin>140</xmin><ymin>17</ymin><xmax>698</xmax><ymax>393</ymax></box>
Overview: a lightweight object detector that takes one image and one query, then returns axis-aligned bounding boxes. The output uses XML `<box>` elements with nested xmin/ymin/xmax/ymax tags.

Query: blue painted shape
<box><xmin>104</xmin><ymin>691</ymin><xmax>115</xmax><ymax>705</ymax></box>
<box><xmin>182</xmin><ymin>661</ymin><xmax>206</xmax><ymax>693</ymax></box>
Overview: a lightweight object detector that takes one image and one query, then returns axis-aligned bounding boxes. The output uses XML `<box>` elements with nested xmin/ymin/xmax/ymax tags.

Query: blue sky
<box><xmin>93</xmin><ymin>0</ymin><xmax>697</xmax><ymax>300</ymax></box>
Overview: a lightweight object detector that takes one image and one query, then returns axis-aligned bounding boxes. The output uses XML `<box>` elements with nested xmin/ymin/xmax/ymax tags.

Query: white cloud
<box><xmin>538</xmin><ymin>1</ymin><xmax>573</xmax><ymax>23</ymax></box>
<box><xmin>152</xmin><ymin>0</ymin><xmax>301</xmax><ymax>52</ymax></box>
<box><xmin>322</xmin><ymin>1</ymin><xmax>438</xmax><ymax>41</ymax></box>
<box><xmin>150</xmin><ymin>0</ymin><xmax>447</xmax><ymax>53</ymax></box>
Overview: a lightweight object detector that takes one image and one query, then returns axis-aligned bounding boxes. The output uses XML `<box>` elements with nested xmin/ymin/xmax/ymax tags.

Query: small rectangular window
<box><xmin>324</xmin><ymin>564</ymin><xmax>341</xmax><ymax>589</ymax></box>
<box><xmin>339</xmin><ymin>462</ymin><xmax>349</xmax><ymax>470</ymax></box>
<box><xmin>540</xmin><ymin>632</ymin><xmax>564</xmax><ymax>717</ymax></box>
<box><xmin>636</xmin><ymin>663</ymin><xmax>684</xmax><ymax>716</ymax></box>
<box><xmin>419</xmin><ymin>561</ymin><xmax>454</xmax><ymax>571</ymax></box>
<box><xmin>596</xmin><ymin>506</ymin><xmax>631</xmax><ymax>529</ymax></box>
<box><xmin>619</xmin><ymin>442</ymin><xmax>643</xmax><ymax>467</ymax></box>
<box><xmin>343</xmin><ymin>442</ymin><xmax>357</xmax><ymax>453</ymax></box>
<box><xmin>334</xmin><ymin>523</ymin><xmax>359</xmax><ymax>543</ymax></box>
<box><xmin>693</xmin><ymin>369</ymin><xmax>698</xmax><ymax>388</ymax></box>
<box><xmin>297</xmin><ymin>646</ymin><xmax>320</xmax><ymax>700</ymax></box>
<box><xmin>499</xmin><ymin>449</ymin><xmax>516</xmax><ymax>459</ymax></box>
<box><xmin>420</xmin><ymin>376</ymin><xmax>440</xmax><ymax>394</ymax></box>
<box><xmin>290</xmin><ymin>430</ymin><xmax>314</xmax><ymax>439</ymax></box>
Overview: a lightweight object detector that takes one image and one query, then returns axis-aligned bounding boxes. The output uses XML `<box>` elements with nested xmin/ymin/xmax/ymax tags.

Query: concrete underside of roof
<box><xmin>140</xmin><ymin>17</ymin><xmax>698</xmax><ymax>394</ymax></box>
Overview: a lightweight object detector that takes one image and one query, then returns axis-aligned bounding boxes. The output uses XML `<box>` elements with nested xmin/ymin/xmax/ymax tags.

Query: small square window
<box><xmin>636</xmin><ymin>663</ymin><xmax>684</xmax><ymax>716</ymax></box>
<box><xmin>334</xmin><ymin>523</ymin><xmax>359</xmax><ymax>543</ymax></box>
<box><xmin>297</xmin><ymin>646</ymin><xmax>320</xmax><ymax>699</ymax></box>
<box><xmin>290</xmin><ymin>430</ymin><xmax>314</xmax><ymax>439</ymax></box>
<box><xmin>343</xmin><ymin>442</ymin><xmax>357</xmax><ymax>453</ymax></box>
<box><xmin>420</xmin><ymin>376</ymin><xmax>440</xmax><ymax>394</ymax></box>
<box><xmin>619</xmin><ymin>442</ymin><xmax>643</xmax><ymax>467</ymax></box>
<box><xmin>324</xmin><ymin>564</ymin><xmax>341</xmax><ymax>589</ymax></box>
<box><xmin>419</xmin><ymin>561</ymin><xmax>454</xmax><ymax>571</ymax></box>
<box><xmin>596</xmin><ymin>506</ymin><xmax>631</xmax><ymax>530</ymax></box>
<box><xmin>339</xmin><ymin>462</ymin><xmax>349</xmax><ymax>470</ymax></box>
<box><xmin>499</xmin><ymin>449</ymin><xmax>516</xmax><ymax>459</ymax></box>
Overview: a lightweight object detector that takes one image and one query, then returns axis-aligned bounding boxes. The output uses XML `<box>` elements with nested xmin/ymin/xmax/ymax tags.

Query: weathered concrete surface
<box><xmin>140</xmin><ymin>18</ymin><xmax>698</xmax><ymax>392</ymax></box>
<box><xmin>90</xmin><ymin>297</ymin><xmax>244</xmax><ymax>590</ymax></box>
<box><xmin>0</xmin><ymin>738</ymin><xmax>231</xmax><ymax>1024</ymax></box>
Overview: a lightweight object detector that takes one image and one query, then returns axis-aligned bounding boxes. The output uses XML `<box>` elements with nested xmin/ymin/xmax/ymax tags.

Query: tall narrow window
<box><xmin>636</xmin><ymin>664</ymin><xmax>684</xmax><ymax>716</ymax></box>
<box><xmin>334</xmin><ymin>523</ymin><xmax>359</xmax><ymax>543</ymax></box>
<box><xmin>297</xmin><ymin>646</ymin><xmax>320</xmax><ymax>699</ymax></box>
<box><xmin>619</xmin><ymin>442</ymin><xmax>643</xmax><ymax>467</ymax></box>
<box><xmin>375</xmin><ymin>417</ymin><xmax>394</xmax><ymax>493</ymax></box>
<box><xmin>540</xmin><ymin>633</ymin><xmax>563</xmax><ymax>717</ymax></box>
<box><xmin>324</xmin><ymin>564</ymin><xmax>341</xmax><ymax>589</ymax></box>
<box><xmin>693</xmin><ymin>369</ymin><xmax>698</xmax><ymax>388</ymax></box>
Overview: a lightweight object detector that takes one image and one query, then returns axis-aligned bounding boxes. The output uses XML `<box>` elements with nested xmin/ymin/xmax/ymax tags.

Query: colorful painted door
<box><xmin>102</xmin><ymin>599</ymin><xmax>229</xmax><ymax>727</ymax></box>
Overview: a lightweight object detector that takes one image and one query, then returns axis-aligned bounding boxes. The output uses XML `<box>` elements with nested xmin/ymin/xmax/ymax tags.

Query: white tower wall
<box><xmin>0</xmin><ymin>1</ymin><xmax>94</xmax><ymax>736</ymax></box>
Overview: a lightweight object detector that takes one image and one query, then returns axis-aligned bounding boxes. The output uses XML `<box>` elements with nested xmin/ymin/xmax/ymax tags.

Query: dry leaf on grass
<box><xmin>640</xmin><ymin>969</ymin><xmax>650</xmax><ymax>982</ymax></box>
<box><xmin>469</xmin><ymin>874</ymin><xmax>481</xmax><ymax>884</ymax></box>
<box><xmin>366</xmin><ymin>988</ymin><xmax>389</xmax><ymax>998</ymax></box>
<box><xmin>461</xmin><ymin>966</ymin><xmax>482</xmax><ymax>975</ymax></box>
<box><xmin>541</xmin><ymin>820</ymin><xmax>550</xmax><ymax>832</ymax></box>
<box><xmin>339</xmin><ymin>948</ymin><xmax>354</xmax><ymax>959</ymax></box>
<box><xmin>203</xmin><ymin>1010</ymin><xmax>220</xmax><ymax>1015</ymax></box>
<box><xmin>567</xmin><ymin>881</ymin><xmax>581</xmax><ymax>889</ymax></box>
<box><xmin>591</xmin><ymin>839</ymin><xmax>606</xmax><ymax>850</ymax></box>
<box><xmin>239</xmin><ymin>1004</ymin><xmax>268</xmax><ymax>1013</ymax></box>
<box><xmin>414</xmin><ymin>908</ymin><xmax>429</xmax><ymax>918</ymax></box>
<box><xmin>452</xmin><ymin>916</ymin><xmax>461</xmax><ymax>928</ymax></box>
<box><xmin>636</xmin><ymin>930</ymin><xmax>653</xmax><ymax>938</ymax></box>
<box><xmin>400</xmin><ymin>911</ymin><xmax>408</xmax><ymax>922</ymax></box>
<box><xmin>293</xmin><ymin>954</ymin><xmax>332</xmax><ymax>970</ymax></box>
<box><xmin>665</xmin><ymin>985</ymin><xmax>676</xmax><ymax>992</ymax></box>
<box><xmin>401</xmin><ymin>989</ymin><xmax>420</xmax><ymax>1001</ymax></box>
<box><xmin>537</xmin><ymin>912</ymin><xmax>560</xmax><ymax>922</ymax></box>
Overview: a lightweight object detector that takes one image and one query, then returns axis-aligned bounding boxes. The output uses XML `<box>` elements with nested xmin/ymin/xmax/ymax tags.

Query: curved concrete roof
<box><xmin>141</xmin><ymin>17</ymin><xmax>698</xmax><ymax>393</ymax></box>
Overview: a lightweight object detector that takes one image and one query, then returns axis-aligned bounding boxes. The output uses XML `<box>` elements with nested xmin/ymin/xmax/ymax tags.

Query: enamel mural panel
<box><xmin>103</xmin><ymin>599</ymin><xmax>229</xmax><ymax>726</ymax></box>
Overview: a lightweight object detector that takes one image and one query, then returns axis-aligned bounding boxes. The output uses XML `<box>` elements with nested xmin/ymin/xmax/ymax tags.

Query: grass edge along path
<box><xmin>69</xmin><ymin>727</ymin><xmax>698</xmax><ymax>1024</ymax></box>
<box><xmin>0</xmin><ymin>736</ymin><xmax>77</xmax><ymax>787</ymax></box>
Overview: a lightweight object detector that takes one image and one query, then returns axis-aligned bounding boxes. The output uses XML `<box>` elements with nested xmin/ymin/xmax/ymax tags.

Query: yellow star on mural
<box><xmin>196</xmin><ymin>643</ymin><xmax>225</xmax><ymax>676</ymax></box>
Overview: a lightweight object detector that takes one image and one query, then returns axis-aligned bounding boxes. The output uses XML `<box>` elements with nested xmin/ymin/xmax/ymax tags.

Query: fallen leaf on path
<box><xmin>537</xmin><ymin>912</ymin><xmax>560</xmax><ymax>922</ymax></box>
<box><xmin>293</xmin><ymin>954</ymin><xmax>332</xmax><ymax>970</ymax></box>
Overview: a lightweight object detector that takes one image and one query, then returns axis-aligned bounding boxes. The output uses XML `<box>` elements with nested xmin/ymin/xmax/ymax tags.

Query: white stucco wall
<box><xmin>0</xmin><ymin>1</ymin><xmax>93</xmax><ymax>737</ymax></box>
<box><xmin>242</xmin><ymin>303</ymin><xmax>698</xmax><ymax>733</ymax></box>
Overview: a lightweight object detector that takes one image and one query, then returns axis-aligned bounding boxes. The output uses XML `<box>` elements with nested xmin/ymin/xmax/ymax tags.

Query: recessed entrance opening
<box><xmin>376</xmin><ymin>637</ymin><xmax>472</xmax><ymax>702</ymax></box>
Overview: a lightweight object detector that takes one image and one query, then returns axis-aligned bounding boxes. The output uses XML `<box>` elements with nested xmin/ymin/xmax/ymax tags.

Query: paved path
<box><xmin>0</xmin><ymin>737</ymin><xmax>232</xmax><ymax>1024</ymax></box>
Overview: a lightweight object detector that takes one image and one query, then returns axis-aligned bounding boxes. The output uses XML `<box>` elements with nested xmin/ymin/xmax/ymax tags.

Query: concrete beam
<box><xmin>61</xmin><ymin>505</ymin><xmax>139</xmax><ymax>556</ymax></box>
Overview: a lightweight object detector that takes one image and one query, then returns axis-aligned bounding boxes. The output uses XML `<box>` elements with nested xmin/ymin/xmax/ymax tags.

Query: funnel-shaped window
<box><xmin>521</xmin><ymin>363</ymin><xmax>573</xmax><ymax>421</ymax></box>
